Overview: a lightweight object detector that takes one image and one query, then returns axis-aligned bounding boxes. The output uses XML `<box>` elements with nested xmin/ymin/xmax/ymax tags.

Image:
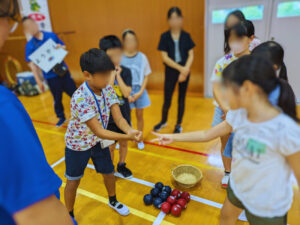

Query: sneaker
<box><xmin>116</xmin><ymin>143</ymin><xmax>120</xmax><ymax>150</ymax></box>
<box><xmin>108</xmin><ymin>201</ymin><xmax>130</xmax><ymax>216</ymax></box>
<box><xmin>117</xmin><ymin>163</ymin><xmax>133</xmax><ymax>179</ymax></box>
<box><xmin>153</xmin><ymin>122</ymin><xmax>167</xmax><ymax>131</ymax></box>
<box><xmin>173</xmin><ymin>124</ymin><xmax>183</xmax><ymax>133</ymax></box>
<box><xmin>56</xmin><ymin>118</ymin><xmax>66</xmax><ymax>127</ymax></box>
<box><xmin>221</xmin><ymin>173</ymin><xmax>230</xmax><ymax>188</ymax></box>
<box><xmin>137</xmin><ymin>141</ymin><xmax>145</xmax><ymax>150</ymax></box>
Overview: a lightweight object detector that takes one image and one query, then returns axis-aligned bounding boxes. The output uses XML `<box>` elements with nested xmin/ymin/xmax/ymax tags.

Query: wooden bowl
<box><xmin>172</xmin><ymin>165</ymin><xmax>203</xmax><ymax>188</ymax></box>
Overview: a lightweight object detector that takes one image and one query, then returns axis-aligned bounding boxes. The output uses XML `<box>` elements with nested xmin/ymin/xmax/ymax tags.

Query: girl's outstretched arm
<box><xmin>152</xmin><ymin>120</ymin><xmax>232</xmax><ymax>145</ymax></box>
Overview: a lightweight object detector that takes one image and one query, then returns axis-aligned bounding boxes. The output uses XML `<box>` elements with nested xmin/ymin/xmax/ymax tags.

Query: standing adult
<box><xmin>153</xmin><ymin>7</ymin><xmax>195</xmax><ymax>133</ymax></box>
<box><xmin>0</xmin><ymin>0</ymin><xmax>75</xmax><ymax>224</ymax></box>
<box><xmin>22</xmin><ymin>16</ymin><xmax>76</xmax><ymax>127</ymax></box>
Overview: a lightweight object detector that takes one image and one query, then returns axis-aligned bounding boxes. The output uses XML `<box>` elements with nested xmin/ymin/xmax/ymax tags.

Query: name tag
<box><xmin>100</xmin><ymin>139</ymin><xmax>115</xmax><ymax>149</ymax></box>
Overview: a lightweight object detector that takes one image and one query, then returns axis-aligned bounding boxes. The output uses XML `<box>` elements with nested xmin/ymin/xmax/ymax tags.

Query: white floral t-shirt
<box><xmin>65</xmin><ymin>82</ymin><xmax>119</xmax><ymax>151</ymax></box>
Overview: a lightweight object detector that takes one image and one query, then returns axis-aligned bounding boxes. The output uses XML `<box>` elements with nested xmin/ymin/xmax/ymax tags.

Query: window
<box><xmin>212</xmin><ymin>5</ymin><xmax>264</xmax><ymax>24</ymax></box>
<box><xmin>277</xmin><ymin>1</ymin><xmax>300</xmax><ymax>18</ymax></box>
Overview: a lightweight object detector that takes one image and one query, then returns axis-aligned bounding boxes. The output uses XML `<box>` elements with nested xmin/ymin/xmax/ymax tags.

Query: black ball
<box><xmin>153</xmin><ymin>197</ymin><xmax>163</xmax><ymax>209</ymax></box>
<box><xmin>143</xmin><ymin>194</ymin><xmax>153</xmax><ymax>205</ymax></box>
<box><xmin>159</xmin><ymin>191</ymin><xmax>169</xmax><ymax>201</ymax></box>
<box><xmin>155</xmin><ymin>182</ymin><xmax>164</xmax><ymax>191</ymax></box>
<box><xmin>162</xmin><ymin>185</ymin><xmax>172</xmax><ymax>194</ymax></box>
<box><xmin>150</xmin><ymin>188</ymin><xmax>160</xmax><ymax>197</ymax></box>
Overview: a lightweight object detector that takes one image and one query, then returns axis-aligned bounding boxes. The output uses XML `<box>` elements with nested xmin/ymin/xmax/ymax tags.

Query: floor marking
<box><xmin>35</xmin><ymin>127</ymin><xmax>222</xmax><ymax>172</ymax></box>
<box><xmin>61</xmin><ymin>183</ymin><xmax>174</xmax><ymax>225</ymax></box>
<box><xmin>87</xmin><ymin>163</ymin><xmax>224</xmax><ymax>210</ymax></box>
<box><xmin>50</xmin><ymin>157</ymin><xmax>65</xmax><ymax>168</ymax></box>
<box><xmin>153</xmin><ymin>211</ymin><xmax>167</xmax><ymax>225</ymax></box>
<box><xmin>32</xmin><ymin>119</ymin><xmax>212</xmax><ymax>157</ymax></box>
<box><xmin>144</xmin><ymin>141</ymin><xmax>210</xmax><ymax>157</ymax></box>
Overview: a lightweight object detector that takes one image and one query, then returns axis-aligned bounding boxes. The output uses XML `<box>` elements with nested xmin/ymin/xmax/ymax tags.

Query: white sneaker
<box><xmin>137</xmin><ymin>142</ymin><xmax>145</xmax><ymax>150</ymax></box>
<box><xmin>108</xmin><ymin>201</ymin><xmax>130</xmax><ymax>216</ymax></box>
<box><xmin>116</xmin><ymin>143</ymin><xmax>120</xmax><ymax>150</ymax></box>
<box><xmin>238</xmin><ymin>210</ymin><xmax>248</xmax><ymax>221</ymax></box>
<box><xmin>221</xmin><ymin>173</ymin><xmax>230</xmax><ymax>188</ymax></box>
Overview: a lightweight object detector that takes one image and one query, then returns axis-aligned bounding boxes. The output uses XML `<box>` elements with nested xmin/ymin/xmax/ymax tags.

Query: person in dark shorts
<box><xmin>99</xmin><ymin>35</ymin><xmax>133</xmax><ymax>178</ymax></box>
<box><xmin>64</xmin><ymin>49</ymin><xmax>142</xmax><ymax>218</ymax></box>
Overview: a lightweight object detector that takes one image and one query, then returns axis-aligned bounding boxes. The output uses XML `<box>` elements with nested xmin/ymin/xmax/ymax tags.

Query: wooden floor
<box><xmin>18</xmin><ymin>90</ymin><xmax>300</xmax><ymax>225</ymax></box>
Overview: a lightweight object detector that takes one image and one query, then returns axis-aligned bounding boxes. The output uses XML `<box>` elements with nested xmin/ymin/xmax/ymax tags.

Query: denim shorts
<box><xmin>212</xmin><ymin>106</ymin><xmax>233</xmax><ymax>158</ymax></box>
<box><xmin>65</xmin><ymin>142</ymin><xmax>114</xmax><ymax>180</ymax></box>
<box><xmin>130</xmin><ymin>85</ymin><xmax>151</xmax><ymax>109</ymax></box>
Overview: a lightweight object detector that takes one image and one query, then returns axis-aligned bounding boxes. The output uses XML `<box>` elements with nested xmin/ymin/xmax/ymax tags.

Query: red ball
<box><xmin>171</xmin><ymin>189</ymin><xmax>181</xmax><ymax>199</ymax></box>
<box><xmin>177</xmin><ymin>198</ymin><xmax>187</xmax><ymax>209</ymax></box>
<box><xmin>171</xmin><ymin>204</ymin><xmax>182</xmax><ymax>217</ymax></box>
<box><xmin>167</xmin><ymin>196</ymin><xmax>176</xmax><ymax>205</ymax></box>
<box><xmin>181</xmin><ymin>191</ymin><xmax>191</xmax><ymax>202</ymax></box>
<box><xmin>161</xmin><ymin>202</ymin><xmax>171</xmax><ymax>214</ymax></box>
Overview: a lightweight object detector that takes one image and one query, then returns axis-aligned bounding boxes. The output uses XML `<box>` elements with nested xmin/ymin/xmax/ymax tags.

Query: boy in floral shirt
<box><xmin>64</xmin><ymin>49</ymin><xmax>142</xmax><ymax>218</ymax></box>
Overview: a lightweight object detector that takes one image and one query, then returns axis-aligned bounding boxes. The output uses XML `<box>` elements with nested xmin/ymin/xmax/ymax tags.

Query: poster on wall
<box><xmin>18</xmin><ymin>0</ymin><xmax>52</xmax><ymax>34</ymax></box>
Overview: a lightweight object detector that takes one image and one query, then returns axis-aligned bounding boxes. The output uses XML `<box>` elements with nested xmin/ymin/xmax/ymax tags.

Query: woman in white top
<box><xmin>152</xmin><ymin>55</ymin><xmax>300</xmax><ymax>225</ymax></box>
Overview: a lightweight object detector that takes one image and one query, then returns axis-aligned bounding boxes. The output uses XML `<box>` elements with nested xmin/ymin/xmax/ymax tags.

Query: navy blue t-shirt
<box><xmin>25</xmin><ymin>31</ymin><xmax>68</xmax><ymax>80</ymax></box>
<box><xmin>0</xmin><ymin>85</ymin><xmax>62</xmax><ymax>224</ymax></box>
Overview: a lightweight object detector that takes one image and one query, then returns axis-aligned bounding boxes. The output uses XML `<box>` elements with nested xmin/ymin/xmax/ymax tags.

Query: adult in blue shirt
<box><xmin>22</xmin><ymin>16</ymin><xmax>76</xmax><ymax>127</ymax></box>
<box><xmin>0</xmin><ymin>0</ymin><xmax>75</xmax><ymax>224</ymax></box>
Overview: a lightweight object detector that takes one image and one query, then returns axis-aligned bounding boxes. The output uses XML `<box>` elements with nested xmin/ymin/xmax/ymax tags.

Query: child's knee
<box><xmin>66</xmin><ymin>179</ymin><xmax>80</xmax><ymax>190</ymax></box>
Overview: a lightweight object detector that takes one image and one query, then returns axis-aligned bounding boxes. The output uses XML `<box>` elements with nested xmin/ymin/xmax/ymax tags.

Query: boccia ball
<box><xmin>143</xmin><ymin>194</ymin><xmax>153</xmax><ymax>205</ymax></box>
<box><xmin>151</xmin><ymin>188</ymin><xmax>160</xmax><ymax>197</ymax></box>
<box><xmin>167</xmin><ymin>196</ymin><xmax>176</xmax><ymax>205</ymax></box>
<box><xmin>155</xmin><ymin>182</ymin><xmax>164</xmax><ymax>191</ymax></box>
<box><xmin>162</xmin><ymin>185</ymin><xmax>172</xmax><ymax>194</ymax></box>
<box><xmin>159</xmin><ymin>191</ymin><xmax>169</xmax><ymax>201</ymax></box>
<box><xmin>153</xmin><ymin>197</ymin><xmax>163</xmax><ymax>209</ymax></box>
<box><xmin>181</xmin><ymin>191</ymin><xmax>191</xmax><ymax>202</ymax></box>
<box><xmin>171</xmin><ymin>204</ymin><xmax>182</xmax><ymax>217</ymax></box>
<box><xmin>177</xmin><ymin>198</ymin><xmax>187</xmax><ymax>209</ymax></box>
<box><xmin>161</xmin><ymin>202</ymin><xmax>171</xmax><ymax>214</ymax></box>
<box><xmin>171</xmin><ymin>189</ymin><xmax>181</xmax><ymax>199</ymax></box>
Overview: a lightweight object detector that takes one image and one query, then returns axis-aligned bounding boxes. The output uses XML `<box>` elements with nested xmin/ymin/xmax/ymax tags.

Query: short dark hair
<box><xmin>99</xmin><ymin>35</ymin><xmax>122</xmax><ymax>52</ymax></box>
<box><xmin>122</xmin><ymin>29</ymin><xmax>136</xmax><ymax>40</ymax></box>
<box><xmin>21</xmin><ymin>16</ymin><xmax>33</xmax><ymax>23</ymax></box>
<box><xmin>251</xmin><ymin>41</ymin><xmax>288</xmax><ymax>81</ymax></box>
<box><xmin>167</xmin><ymin>7</ymin><xmax>182</xmax><ymax>19</ymax></box>
<box><xmin>80</xmin><ymin>48</ymin><xmax>115</xmax><ymax>74</ymax></box>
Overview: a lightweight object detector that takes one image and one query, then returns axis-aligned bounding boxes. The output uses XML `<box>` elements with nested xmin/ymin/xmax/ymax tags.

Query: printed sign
<box><xmin>28</xmin><ymin>39</ymin><xmax>68</xmax><ymax>73</ymax></box>
<box><xmin>18</xmin><ymin>0</ymin><xmax>52</xmax><ymax>32</ymax></box>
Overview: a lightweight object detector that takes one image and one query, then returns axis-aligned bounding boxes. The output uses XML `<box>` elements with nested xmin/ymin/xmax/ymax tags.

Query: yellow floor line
<box><xmin>61</xmin><ymin>183</ymin><xmax>174</xmax><ymax>225</ymax></box>
<box><xmin>35</xmin><ymin>127</ymin><xmax>222</xmax><ymax>172</ymax></box>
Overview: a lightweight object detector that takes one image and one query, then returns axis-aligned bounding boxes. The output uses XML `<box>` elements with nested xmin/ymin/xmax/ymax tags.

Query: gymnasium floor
<box><xmin>19</xmin><ymin>90</ymin><xmax>300</xmax><ymax>225</ymax></box>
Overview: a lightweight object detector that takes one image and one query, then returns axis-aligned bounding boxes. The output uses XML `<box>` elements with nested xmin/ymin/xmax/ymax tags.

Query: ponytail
<box><xmin>222</xmin><ymin>55</ymin><xmax>298</xmax><ymax>122</ymax></box>
<box><xmin>279</xmin><ymin>62</ymin><xmax>288</xmax><ymax>81</ymax></box>
<box><xmin>277</xmin><ymin>79</ymin><xmax>299</xmax><ymax>122</ymax></box>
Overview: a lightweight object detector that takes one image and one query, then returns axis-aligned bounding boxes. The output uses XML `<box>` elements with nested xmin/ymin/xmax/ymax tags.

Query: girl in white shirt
<box><xmin>152</xmin><ymin>55</ymin><xmax>300</xmax><ymax>225</ymax></box>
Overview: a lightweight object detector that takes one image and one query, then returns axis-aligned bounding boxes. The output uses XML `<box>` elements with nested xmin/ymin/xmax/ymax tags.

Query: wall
<box><xmin>1</xmin><ymin>0</ymin><xmax>205</xmax><ymax>94</ymax></box>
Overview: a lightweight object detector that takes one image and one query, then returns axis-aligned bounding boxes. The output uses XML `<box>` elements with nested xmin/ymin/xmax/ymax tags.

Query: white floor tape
<box><xmin>50</xmin><ymin>157</ymin><xmax>65</xmax><ymax>168</ymax></box>
<box><xmin>153</xmin><ymin>211</ymin><xmax>167</xmax><ymax>225</ymax></box>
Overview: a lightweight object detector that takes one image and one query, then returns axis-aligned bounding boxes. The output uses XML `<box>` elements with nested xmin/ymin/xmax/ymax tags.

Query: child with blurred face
<box><xmin>99</xmin><ymin>35</ymin><xmax>133</xmax><ymax>178</ymax></box>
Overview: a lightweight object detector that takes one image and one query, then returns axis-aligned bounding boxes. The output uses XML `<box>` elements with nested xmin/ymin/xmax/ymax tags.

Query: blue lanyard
<box><xmin>85</xmin><ymin>82</ymin><xmax>108</xmax><ymax>129</ymax></box>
